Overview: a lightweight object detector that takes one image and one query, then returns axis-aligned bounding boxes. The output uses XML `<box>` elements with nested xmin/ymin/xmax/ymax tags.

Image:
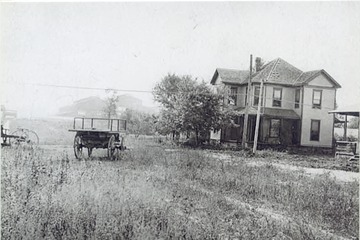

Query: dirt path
<box><xmin>274</xmin><ymin>163</ymin><xmax>359</xmax><ymax>182</ymax></box>
<box><xmin>248</xmin><ymin>161</ymin><xmax>359</xmax><ymax>183</ymax></box>
<box><xmin>208</xmin><ymin>152</ymin><xmax>359</xmax><ymax>183</ymax></box>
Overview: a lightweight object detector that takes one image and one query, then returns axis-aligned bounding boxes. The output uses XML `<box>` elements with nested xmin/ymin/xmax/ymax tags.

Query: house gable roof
<box><xmin>294</xmin><ymin>69</ymin><xmax>341</xmax><ymax>88</ymax></box>
<box><xmin>212</xmin><ymin>57</ymin><xmax>341</xmax><ymax>88</ymax></box>
<box><xmin>210</xmin><ymin>68</ymin><xmax>249</xmax><ymax>85</ymax></box>
<box><xmin>250</xmin><ymin>58</ymin><xmax>303</xmax><ymax>85</ymax></box>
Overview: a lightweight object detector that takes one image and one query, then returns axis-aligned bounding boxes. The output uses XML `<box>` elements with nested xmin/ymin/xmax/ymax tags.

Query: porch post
<box><xmin>242</xmin><ymin>54</ymin><xmax>253</xmax><ymax>148</ymax></box>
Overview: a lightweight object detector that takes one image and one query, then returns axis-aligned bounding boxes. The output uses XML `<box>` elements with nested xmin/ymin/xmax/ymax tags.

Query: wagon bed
<box><xmin>69</xmin><ymin>117</ymin><xmax>127</xmax><ymax>159</ymax></box>
<box><xmin>69</xmin><ymin>129</ymin><xmax>124</xmax><ymax>133</ymax></box>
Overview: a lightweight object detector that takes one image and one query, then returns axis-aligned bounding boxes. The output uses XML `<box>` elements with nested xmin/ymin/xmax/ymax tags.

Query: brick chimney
<box><xmin>255</xmin><ymin>57</ymin><xmax>263</xmax><ymax>72</ymax></box>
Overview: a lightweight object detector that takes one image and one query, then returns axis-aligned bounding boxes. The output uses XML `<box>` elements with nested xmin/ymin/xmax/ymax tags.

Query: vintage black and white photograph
<box><xmin>1</xmin><ymin>2</ymin><xmax>359</xmax><ymax>239</ymax></box>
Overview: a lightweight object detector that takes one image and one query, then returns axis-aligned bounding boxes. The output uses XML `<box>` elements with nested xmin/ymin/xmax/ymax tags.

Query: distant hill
<box><xmin>58</xmin><ymin>95</ymin><xmax>158</xmax><ymax>117</ymax></box>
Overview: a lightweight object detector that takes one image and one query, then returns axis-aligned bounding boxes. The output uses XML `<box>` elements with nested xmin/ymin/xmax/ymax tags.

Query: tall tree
<box><xmin>153</xmin><ymin>73</ymin><xmax>232</xmax><ymax>145</ymax></box>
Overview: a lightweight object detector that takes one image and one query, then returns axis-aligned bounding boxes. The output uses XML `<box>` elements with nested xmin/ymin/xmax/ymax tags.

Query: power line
<box><xmin>5</xmin><ymin>81</ymin><xmax>153</xmax><ymax>93</ymax></box>
<box><xmin>5</xmin><ymin>81</ymin><xmax>338</xmax><ymax>111</ymax></box>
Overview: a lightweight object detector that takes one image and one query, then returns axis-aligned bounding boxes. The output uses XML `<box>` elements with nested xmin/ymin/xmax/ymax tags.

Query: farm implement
<box><xmin>69</xmin><ymin>117</ymin><xmax>127</xmax><ymax>160</ymax></box>
<box><xmin>1</xmin><ymin>126</ymin><xmax>39</xmax><ymax>147</ymax></box>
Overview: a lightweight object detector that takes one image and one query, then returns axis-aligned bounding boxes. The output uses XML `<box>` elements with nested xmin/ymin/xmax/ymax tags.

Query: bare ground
<box><xmin>208</xmin><ymin>151</ymin><xmax>359</xmax><ymax>182</ymax></box>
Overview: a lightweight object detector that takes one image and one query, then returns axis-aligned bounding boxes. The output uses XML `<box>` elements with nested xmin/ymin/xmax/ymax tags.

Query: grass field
<box><xmin>1</xmin><ymin>136</ymin><xmax>359</xmax><ymax>239</ymax></box>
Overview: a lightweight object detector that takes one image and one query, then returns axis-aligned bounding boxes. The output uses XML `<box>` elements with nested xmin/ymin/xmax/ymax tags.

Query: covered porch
<box><xmin>329</xmin><ymin>105</ymin><xmax>360</xmax><ymax>159</ymax></box>
<box><xmin>220</xmin><ymin>107</ymin><xmax>301</xmax><ymax>147</ymax></box>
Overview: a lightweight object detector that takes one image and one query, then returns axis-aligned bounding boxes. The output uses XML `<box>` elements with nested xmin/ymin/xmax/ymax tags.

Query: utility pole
<box><xmin>242</xmin><ymin>55</ymin><xmax>252</xmax><ymax>148</ymax></box>
<box><xmin>253</xmin><ymin>58</ymin><xmax>279</xmax><ymax>153</ymax></box>
<box><xmin>252</xmin><ymin>78</ymin><xmax>264</xmax><ymax>154</ymax></box>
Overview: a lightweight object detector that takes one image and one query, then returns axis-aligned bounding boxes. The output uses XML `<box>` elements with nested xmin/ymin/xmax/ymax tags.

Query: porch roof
<box><xmin>234</xmin><ymin>107</ymin><xmax>300</xmax><ymax>119</ymax></box>
<box><xmin>233</xmin><ymin>107</ymin><xmax>258</xmax><ymax>116</ymax></box>
<box><xmin>328</xmin><ymin>104</ymin><xmax>360</xmax><ymax>117</ymax></box>
<box><xmin>263</xmin><ymin>108</ymin><xmax>300</xmax><ymax>119</ymax></box>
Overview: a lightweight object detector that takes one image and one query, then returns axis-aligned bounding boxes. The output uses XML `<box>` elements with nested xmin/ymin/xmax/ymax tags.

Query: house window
<box><xmin>272</xmin><ymin>88</ymin><xmax>282</xmax><ymax>107</ymax></box>
<box><xmin>310</xmin><ymin>120</ymin><xmax>320</xmax><ymax>141</ymax></box>
<box><xmin>295</xmin><ymin>89</ymin><xmax>300</xmax><ymax>108</ymax></box>
<box><xmin>312</xmin><ymin>90</ymin><xmax>322</xmax><ymax>109</ymax></box>
<box><xmin>269</xmin><ymin>119</ymin><xmax>281</xmax><ymax>138</ymax></box>
<box><xmin>228</xmin><ymin>87</ymin><xmax>237</xmax><ymax>106</ymax></box>
<box><xmin>253</xmin><ymin>86</ymin><xmax>260</xmax><ymax>106</ymax></box>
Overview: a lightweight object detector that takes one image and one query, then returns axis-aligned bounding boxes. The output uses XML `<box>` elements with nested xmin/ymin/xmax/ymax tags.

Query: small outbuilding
<box><xmin>328</xmin><ymin>104</ymin><xmax>360</xmax><ymax>158</ymax></box>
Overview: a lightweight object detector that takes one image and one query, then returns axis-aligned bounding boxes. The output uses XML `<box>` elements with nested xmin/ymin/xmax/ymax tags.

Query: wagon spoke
<box><xmin>26</xmin><ymin>130</ymin><xmax>39</xmax><ymax>145</ymax></box>
<box><xmin>74</xmin><ymin>135</ymin><xmax>83</xmax><ymax>159</ymax></box>
<box><xmin>108</xmin><ymin>135</ymin><xmax>117</xmax><ymax>160</ymax></box>
<box><xmin>9</xmin><ymin>129</ymin><xmax>39</xmax><ymax>146</ymax></box>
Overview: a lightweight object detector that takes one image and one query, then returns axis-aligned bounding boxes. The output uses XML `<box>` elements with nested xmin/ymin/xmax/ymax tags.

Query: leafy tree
<box><xmin>120</xmin><ymin>108</ymin><xmax>157</xmax><ymax>135</ymax></box>
<box><xmin>153</xmin><ymin>73</ymin><xmax>232</xmax><ymax>145</ymax></box>
<box><xmin>153</xmin><ymin>74</ymin><xmax>192</xmax><ymax>139</ymax></box>
<box><xmin>348</xmin><ymin>117</ymin><xmax>359</xmax><ymax>129</ymax></box>
<box><xmin>103</xmin><ymin>89</ymin><xmax>120</xmax><ymax>118</ymax></box>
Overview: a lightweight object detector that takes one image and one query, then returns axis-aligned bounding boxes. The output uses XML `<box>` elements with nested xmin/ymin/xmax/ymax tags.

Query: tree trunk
<box><xmin>108</xmin><ymin>112</ymin><xmax>111</xmax><ymax>129</ymax></box>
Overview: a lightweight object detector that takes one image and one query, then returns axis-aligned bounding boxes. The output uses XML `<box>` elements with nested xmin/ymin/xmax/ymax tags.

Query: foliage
<box><xmin>348</xmin><ymin>117</ymin><xmax>359</xmax><ymax>129</ymax></box>
<box><xmin>120</xmin><ymin>108</ymin><xmax>157</xmax><ymax>135</ymax></box>
<box><xmin>153</xmin><ymin>73</ymin><xmax>233</xmax><ymax>145</ymax></box>
<box><xmin>102</xmin><ymin>90</ymin><xmax>158</xmax><ymax>135</ymax></box>
<box><xmin>103</xmin><ymin>89</ymin><xmax>120</xmax><ymax>118</ymax></box>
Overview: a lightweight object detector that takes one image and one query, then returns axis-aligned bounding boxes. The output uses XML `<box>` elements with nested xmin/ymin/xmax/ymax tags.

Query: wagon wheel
<box><xmin>118</xmin><ymin>136</ymin><xmax>126</xmax><ymax>159</ymax></box>
<box><xmin>26</xmin><ymin>130</ymin><xmax>39</xmax><ymax>145</ymax></box>
<box><xmin>10</xmin><ymin>129</ymin><xmax>39</xmax><ymax>145</ymax></box>
<box><xmin>74</xmin><ymin>135</ymin><xmax>83</xmax><ymax>159</ymax></box>
<box><xmin>107</xmin><ymin>135</ymin><xmax>119</xmax><ymax>160</ymax></box>
<box><xmin>9</xmin><ymin>129</ymin><xmax>25</xmax><ymax>145</ymax></box>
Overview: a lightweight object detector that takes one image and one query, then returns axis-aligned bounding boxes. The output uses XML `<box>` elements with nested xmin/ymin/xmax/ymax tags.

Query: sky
<box><xmin>1</xmin><ymin>2</ymin><xmax>360</xmax><ymax>118</ymax></box>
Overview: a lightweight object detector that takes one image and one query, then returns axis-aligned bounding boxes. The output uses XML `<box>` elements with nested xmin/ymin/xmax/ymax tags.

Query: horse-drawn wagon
<box><xmin>68</xmin><ymin>117</ymin><xmax>127</xmax><ymax>159</ymax></box>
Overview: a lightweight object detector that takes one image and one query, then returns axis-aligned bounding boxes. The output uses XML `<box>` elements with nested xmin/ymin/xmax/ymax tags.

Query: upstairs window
<box><xmin>228</xmin><ymin>87</ymin><xmax>238</xmax><ymax>106</ymax></box>
<box><xmin>310</xmin><ymin>120</ymin><xmax>320</xmax><ymax>141</ymax></box>
<box><xmin>295</xmin><ymin>89</ymin><xmax>300</xmax><ymax>108</ymax></box>
<box><xmin>253</xmin><ymin>86</ymin><xmax>260</xmax><ymax>106</ymax></box>
<box><xmin>312</xmin><ymin>90</ymin><xmax>322</xmax><ymax>109</ymax></box>
<box><xmin>272</xmin><ymin>88</ymin><xmax>282</xmax><ymax>107</ymax></box>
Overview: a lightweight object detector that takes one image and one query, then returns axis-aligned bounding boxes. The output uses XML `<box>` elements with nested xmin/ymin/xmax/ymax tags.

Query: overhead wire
<box><xmin>4</xmin><ymin>80</ymin><xmax>338</xmax><ymax>111</ymax></box>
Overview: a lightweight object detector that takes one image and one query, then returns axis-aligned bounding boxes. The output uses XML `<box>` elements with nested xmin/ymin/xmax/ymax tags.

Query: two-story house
<box><xmin>210</xmin><ymin>57</ymin><xmax>341</xmax><ymax>148</ymax></box>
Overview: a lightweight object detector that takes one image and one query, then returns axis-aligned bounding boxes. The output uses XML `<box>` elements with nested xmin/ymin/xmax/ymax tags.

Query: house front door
<box><xmin>248</xmin><ymin>117</ymin><xmax>256</xmax><ymax>142</ymax></box>
<box><xmin>291</xmin><ymin>120</ymin><xmax>300</xmax><ymax>145</ymax></box>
